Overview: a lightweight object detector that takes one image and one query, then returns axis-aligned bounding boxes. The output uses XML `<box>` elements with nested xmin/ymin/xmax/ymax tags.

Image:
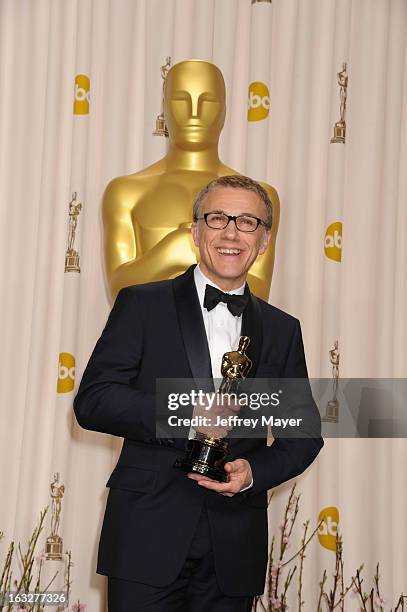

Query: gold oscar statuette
<box><xmin>174</xmin><ymin>336</ymin><xmax>252</xmax><ymax>482</ymax></box>
<box><xmin>331</xmin><ymin>63</ymin><xmax>348</xmax><ymax>144</ymax></box>
<box><xmin>46</xmin><ymin>472</ymin><xmax>65</xmax><ymax>560</ymax></box>
<box><xmin>64</xmin><ymin>192</ymin><xmax>82</xmax><ymax>273</ymax></box>
<box><xmin>322</xmin><ymin>340</ymin><xmax>340</xmax><ymax>423</ymax></box>
<box><xmin>153</xmin><ymin>56</ymin><xmax>171</xmax><ymax>137</ymax></box>
<box><xmin>103</xmin><ymin>59</ymin><xmax>280</xmax><ymax>302</ymax></box>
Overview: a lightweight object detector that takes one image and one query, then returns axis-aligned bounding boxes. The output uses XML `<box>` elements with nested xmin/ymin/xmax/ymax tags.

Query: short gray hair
<box><xmin>192</xmin><ymin>175</ymin><xmax>272</xmax><ymax>228</ymax></box>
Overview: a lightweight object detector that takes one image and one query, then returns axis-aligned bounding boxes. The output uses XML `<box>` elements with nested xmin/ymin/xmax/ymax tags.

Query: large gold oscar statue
<box><xmin>103</xmin><ymin>59</ymin><xmax>280</xmax><ymax>301</ymax></box>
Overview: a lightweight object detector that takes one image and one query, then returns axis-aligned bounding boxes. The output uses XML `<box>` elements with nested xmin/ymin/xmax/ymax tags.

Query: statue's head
<box><xmin>164</xmin><ymin>60</ymin><xmax>226</xmax><ymax>150</ymax></box>
<box><xmin>221</xmin><ymin>351</ymin><xmax>251</xmax><ymax>380</ymax></box>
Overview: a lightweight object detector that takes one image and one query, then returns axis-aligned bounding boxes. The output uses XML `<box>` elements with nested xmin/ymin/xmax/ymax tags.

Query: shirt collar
<box><xmin>194</xmin><ymin>265</ymin><xmax>246</xmax><ymax>309</ymax></box>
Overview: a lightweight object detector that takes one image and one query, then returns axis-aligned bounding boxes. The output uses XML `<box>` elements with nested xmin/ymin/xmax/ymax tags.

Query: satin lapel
<box><xmin>240</xmin><ymin>286</ymin><xmax>263</xmax><ymax>378</ymax></box>
<box><xmin>172</xmin><ymin>266</ymin><xmax>214</xmax><ymax>392</ymax></box>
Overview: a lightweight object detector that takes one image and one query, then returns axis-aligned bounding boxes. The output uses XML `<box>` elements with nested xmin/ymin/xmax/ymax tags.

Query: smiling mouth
<box><xmin>216</xmin><ymin>247</ymin><xmax>241</xmax><ymax>256</ymax></box>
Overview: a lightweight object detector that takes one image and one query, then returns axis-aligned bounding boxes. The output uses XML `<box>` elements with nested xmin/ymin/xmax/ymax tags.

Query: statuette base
<box><xmin>174</xmin><ymin>435</ymin><xmax>229</xmax><ymax>482</ymax></box>
<box><xmin>153</xmin><ymin>115</ymin><xmax>168</xmax><ymax>138</ymax></box>
<box><xmin>45</xmin><ymin>535</ymin><xmax>63</xmax><ymax>560</ymax></box>
<box><xmin>322</xmin><ymin>400</ymin><xmax>339</xmax><ymax>423</ymax></box>
<box><xmin>330</xmin><ymin>122</ymin><xmax>346</xmax><ymax>144</ymax></box>
<box><xmin>65</xmin><ymin>250</ymin><xmax>80</xmax><ymax>273</ymax></box>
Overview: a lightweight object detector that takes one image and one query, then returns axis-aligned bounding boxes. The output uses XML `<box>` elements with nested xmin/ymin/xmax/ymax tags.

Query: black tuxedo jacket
<box><xmin>74</xmin><ymin>265</ymin><xmax>323</xmax><ymax>596</ymax></box>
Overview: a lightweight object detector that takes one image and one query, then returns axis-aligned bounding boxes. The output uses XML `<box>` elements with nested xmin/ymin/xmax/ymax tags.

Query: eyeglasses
<box><xmin>195</xmin><ymin>212</ymin><xmax>270</xmax><ymax>233</ymax></box>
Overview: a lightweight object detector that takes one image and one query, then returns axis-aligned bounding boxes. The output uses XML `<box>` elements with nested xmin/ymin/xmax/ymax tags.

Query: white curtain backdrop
<box><xmin>1</xmin><ymin>0</ymin><xmax>406</xmax><ymax>609</ymax></box>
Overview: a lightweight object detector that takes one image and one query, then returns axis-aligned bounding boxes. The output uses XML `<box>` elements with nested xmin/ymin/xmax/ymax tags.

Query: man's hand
<box><xmin>191</xmin><ymin>394</ymin><xmax>240</xmax><ymax>439</ymax></box>
<box><xmin>187</xmin><ymin>459</ymin><xmax>252</xmax><ymax>497</ymax></box>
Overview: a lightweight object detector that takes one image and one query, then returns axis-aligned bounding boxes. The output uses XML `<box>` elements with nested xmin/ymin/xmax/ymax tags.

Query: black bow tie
<box><xmin>203</xmin><ymin>284</ymin><xmax>249</xmax><ymax>317</ymax></box>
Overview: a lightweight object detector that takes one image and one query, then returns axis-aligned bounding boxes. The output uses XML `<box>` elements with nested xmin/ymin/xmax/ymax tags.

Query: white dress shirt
<box><xmin>192</xmin><ymin>265</ymin><xmax>253</xmax><ymax>492</ymax></box>
<box><xmin>194</xmin><ymin>265</ymin><xmax>244</xmax><ymax>382</ymax></box>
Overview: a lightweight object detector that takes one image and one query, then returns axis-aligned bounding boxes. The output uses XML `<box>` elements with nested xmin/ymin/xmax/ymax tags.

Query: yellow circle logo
<box><xmin>317</xmin><ymin>506</ymin><xmax>339</xmax><ymax>551</ymax></box>
<box><xmin>248</xmin><ymin>82</ymin><xmax>270</xmax><ymax>121</ymax></box>
<box><xmin>324</xmin><ymin>221</ymin><xmax>342</xmax><ymax>262</ymax></box>
<box><xmin>57</xmin><ymin>352</ymin><xmax>75</xmax><ymax>393</ymax></box>
<box><xmin>73</xmin><ymin>74</ymin><xmax>90</xmax><ymax>115</ymax></box>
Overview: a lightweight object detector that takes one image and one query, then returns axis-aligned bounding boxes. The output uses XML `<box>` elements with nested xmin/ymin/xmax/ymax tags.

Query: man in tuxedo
<box><xmin>74</xmin><ymin>175</ymin><xmax>323</xmax><ymax>612</ymax></box>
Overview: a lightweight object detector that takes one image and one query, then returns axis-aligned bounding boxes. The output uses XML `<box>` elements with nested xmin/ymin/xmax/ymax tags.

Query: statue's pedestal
<box><xmin>64</xmin><ymin>250</ymin><xmax>80</xmax><ymax>272</ymax></box>
<box><xmin>46</xmin><ymin>535</ymin><xmax>63</xmax><ymax>560</ymax></box>
<box><xmin>40</xmin><ymin>554</ymin><xmax>69</xmax><ymax>610</ymax></box>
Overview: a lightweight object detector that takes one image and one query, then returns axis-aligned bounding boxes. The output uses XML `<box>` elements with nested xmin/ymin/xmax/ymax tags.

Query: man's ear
<box><xmin>258</xmin><ymin>228</ymin><xmax>272</xmax><ymax>255</ymax></box>
<box><xmin>191</xmin><ymin>222</ymin><xmax>200</xmax><ymax>247</ymax></box>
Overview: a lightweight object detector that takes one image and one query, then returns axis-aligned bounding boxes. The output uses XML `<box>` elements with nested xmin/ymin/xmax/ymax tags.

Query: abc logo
<box><xmin>73</xmin><ymin>74</ymin><xmax>90</xmax><ymax>115</ymax></box>
<box><xmin>248</xmin><ymin>82</ymin><xmax>270</xmax><ymax>121</ymax></box>
<box><xmin>57</xmin><ymin>352</ymin><xmax>75</xmax><ymax>393</ymax></box>
<box><xmin>324</xmin><ymin>221</ymin><xmax>342</xmax><ymax>262</ymax></box>
<box><xmin>317</xmin><ymin>506</ymin><xmax>339</xmax><ymax>551</ymax></box>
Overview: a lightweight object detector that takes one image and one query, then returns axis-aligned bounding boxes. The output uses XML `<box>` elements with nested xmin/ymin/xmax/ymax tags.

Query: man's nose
<box><xmin>222</xmin><ymin>219</ymin><xmax>239</xmax><ymax>239</ymax></box>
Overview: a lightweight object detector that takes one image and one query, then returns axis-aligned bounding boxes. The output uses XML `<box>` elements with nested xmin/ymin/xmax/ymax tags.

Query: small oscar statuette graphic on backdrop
<box><xmin>174</xmin><ymin>336</ymin><xmax>252</xmax><ymax>482</ymax></box>
<box><xmin>64</xmin><ymin>192</ymin><xmax>82</xmax><ymax>273</ymax></box>
<box><xmin>322</xmin><ymin>340</ymin><xmax>340</xmax><ymax>423</ymax></box>
<box><xmin>153</xmin><ymin>56</ymin><xmax>172</xmax><ymax>137</ymax></box>
<box><xmin>46</xmin><ymin>472</ymin><xmax>65</xmax><ymax>560</ymax></box>
<box><xmin>331</xmin><ymin>63</ymin><xmax>348</xmax><ymax>144</ymax></box>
